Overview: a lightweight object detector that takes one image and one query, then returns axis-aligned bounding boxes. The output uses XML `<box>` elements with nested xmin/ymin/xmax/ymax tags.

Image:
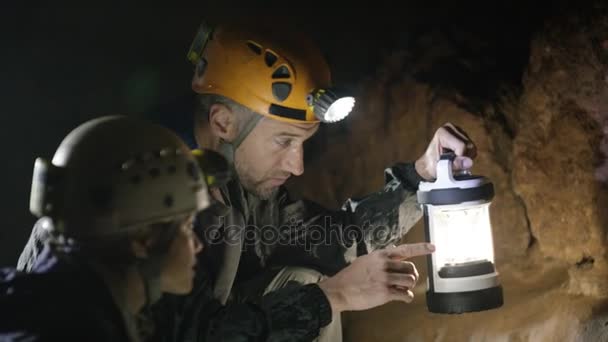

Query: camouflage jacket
<box><xmin>198</xmin><ymin>161</ymin><xmax>424</xmax><ymax>305</ymax></box>
<box><xmin>149</xmin><ymin>161</ymin><xmax>424</xmax><ymax>341</ymax></box>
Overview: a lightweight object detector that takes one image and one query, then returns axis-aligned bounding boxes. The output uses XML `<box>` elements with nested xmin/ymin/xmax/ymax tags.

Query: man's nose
<box><xmin>283</xmin><ymin>146</ymin><xmax>304</xmax><ymax>176</ymax></box>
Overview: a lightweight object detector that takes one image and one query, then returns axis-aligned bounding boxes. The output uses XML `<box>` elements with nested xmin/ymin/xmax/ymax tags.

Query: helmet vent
<box><xmin>272</xmin><ymin>82</ymin><xmax>292</xmax><ymax>102</ymax></box>
<box><xmin>246</xmin><ymin>41</ymin><xmax>262</xmax><ymax>55</ymax></box>
<box><xmin>272</xmin><ymin>65</ymin><xmax>291</xmax><ymax>79</ymax></box>
<box><xmin>149</xmin><ymin>168</ymin><xmax>160</xmax><ymax>178</ymax></box>
<box><xmin>265</xmin><ymin>51</ymin><xmax>278</xmax><ymax>67</ymax></box>
<box><xmin>130</xmin><ymin>174</ymin><xmax>142</xmax><ymax>184</ymax></box>
<box><xmin>89</xmin><ymin>186</ymin><xmax>113</xmax><ymax>209</ymax></box>
<box><xmin>164</xmin><ymin>194</ymin><xmax>174</xmax><ymax>208</ymax></box>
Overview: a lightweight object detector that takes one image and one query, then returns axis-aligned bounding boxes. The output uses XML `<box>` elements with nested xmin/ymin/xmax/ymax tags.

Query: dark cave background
<box><xmin>0</xmin><ymin>0</ymin><xmax>572</xmax><ymax>267</ymax></box>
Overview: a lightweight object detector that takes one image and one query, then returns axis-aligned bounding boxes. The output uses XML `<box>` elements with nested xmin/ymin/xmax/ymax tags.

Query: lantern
<box><xmin>417</xmin><ymin>152</ymin><xmax>503</xmax><ymax>314</ymax></box>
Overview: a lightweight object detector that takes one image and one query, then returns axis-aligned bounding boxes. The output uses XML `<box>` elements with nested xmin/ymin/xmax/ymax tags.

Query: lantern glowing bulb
<box><xmin>431</xmin><ymin>204</ymin><xmax>495</xmax><ymax>266</ymax></box>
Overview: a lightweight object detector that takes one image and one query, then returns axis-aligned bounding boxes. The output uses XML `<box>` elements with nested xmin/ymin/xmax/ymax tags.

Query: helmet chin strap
<box><xmin>217</xmin><ymin>114</ymin><xmax>263</xmax><ymax>165</ymax></box>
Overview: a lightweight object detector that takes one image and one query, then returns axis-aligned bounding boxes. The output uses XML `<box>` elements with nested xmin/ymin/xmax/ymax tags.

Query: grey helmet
<box><xmin>29</xmin><ymin>115</ymin><xmax>211</xmax><ymax>238</ymax></box>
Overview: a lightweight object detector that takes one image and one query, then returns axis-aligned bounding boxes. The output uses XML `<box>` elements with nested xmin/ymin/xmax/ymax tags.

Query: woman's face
<box><xmin>160</xmin><ymin>213</ymin><xmax>203</xmax><ymax>294</ymax></box>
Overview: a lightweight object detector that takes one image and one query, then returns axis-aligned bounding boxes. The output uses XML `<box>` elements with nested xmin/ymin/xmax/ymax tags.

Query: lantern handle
<box><xmin>439</xmin><ymin>148</ymin><xmax>472</xmax><ymax>180</ymax></box>
<box><xmin>440</xmin><ymin>148</ymin><xmax>456</xmax><ymax>161</ymax></box>
<box><xmin>436</xmin><ymin>149</ymin><xmax>456</xmax><ymax>184</ymax></box>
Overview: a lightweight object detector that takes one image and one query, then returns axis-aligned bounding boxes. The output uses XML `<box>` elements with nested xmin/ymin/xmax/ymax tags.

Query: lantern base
<box><xmin>426</xmin><ymin>285</ymin><xmax>503</xmax><ymax>314</ymax></box>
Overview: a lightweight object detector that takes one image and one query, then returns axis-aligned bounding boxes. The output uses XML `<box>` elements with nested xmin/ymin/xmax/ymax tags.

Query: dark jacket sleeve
<box><xmin>267</xmin><ymin>162</ymin><xmax>424</xmax><ymax>275</ymax></box>
<box><xmin>206</xmin><ymin>283</ymin><xmax>331</xmax><ymax>342</ymax></box>
<box><xmin>152</xmin><ymin>282</ymin><xmax>331</xmax><ymax>342</ymax></box>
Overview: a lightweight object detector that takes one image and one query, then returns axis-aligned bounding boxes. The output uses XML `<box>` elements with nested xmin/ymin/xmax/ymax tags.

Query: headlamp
<box><xmin>307</xmin><ymin>88</ymin><xmax>355</xmax><ymax>123</ymax></box>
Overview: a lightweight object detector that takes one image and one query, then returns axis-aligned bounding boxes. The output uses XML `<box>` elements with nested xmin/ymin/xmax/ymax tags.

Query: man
<box><xmin>11</xmin><ymin>115</ymin><xmax>435</xmax><ymax>341</ymax></box>
<box><xmin>16</xmin><ymin>18</ymin><xmax>473</xmax><ymax>342</ymax></box>
<box><xmin>169</xmin><ymin>18</ymin><xmax>478</xmax><ymax>341</ymax></box>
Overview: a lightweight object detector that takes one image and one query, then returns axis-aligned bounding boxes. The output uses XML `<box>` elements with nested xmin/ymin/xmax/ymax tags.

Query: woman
<box><xmin>0</xmin><ymin>115</ymin><xmax>217</xmax><ymax>341</ymax></box>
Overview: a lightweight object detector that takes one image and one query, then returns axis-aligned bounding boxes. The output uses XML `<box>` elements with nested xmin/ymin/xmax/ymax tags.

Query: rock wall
<box><xmin>288</xmin><ymin>4</ymin><xmax>608</xmax><ymax>341</ymax></box>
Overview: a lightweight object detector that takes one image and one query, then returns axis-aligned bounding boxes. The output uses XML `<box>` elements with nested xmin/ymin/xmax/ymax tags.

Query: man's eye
<box><xmin>275</xmin><ymin>138</ymin><xmax>291</xmax><ymax>147</ymax></box>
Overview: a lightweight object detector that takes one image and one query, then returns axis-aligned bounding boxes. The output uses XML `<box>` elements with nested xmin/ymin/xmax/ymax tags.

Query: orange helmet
<box><xmin>187</xmin><ymin>19</ymin><xmax>354</xmax><ymax>124</ymax></box>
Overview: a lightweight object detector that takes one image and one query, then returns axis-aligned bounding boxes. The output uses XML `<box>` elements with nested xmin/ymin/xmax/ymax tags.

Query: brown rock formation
<box><xmin>288</xmin><ymin>3</ymin><xmax>608</xmax><ymax>340</ymax></box>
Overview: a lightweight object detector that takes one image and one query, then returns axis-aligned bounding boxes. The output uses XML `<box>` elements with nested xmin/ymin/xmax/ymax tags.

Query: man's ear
<box><xmin>208</xmin><ymin>103</ymin><xmax>238</xmax><ymax>143</ymax></box>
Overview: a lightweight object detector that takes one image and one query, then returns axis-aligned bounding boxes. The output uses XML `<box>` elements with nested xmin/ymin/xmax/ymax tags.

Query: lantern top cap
<box><xmin>417</xmin><ymin>154</ymin><xmax>494</xmax><ymax>205</ymax></box>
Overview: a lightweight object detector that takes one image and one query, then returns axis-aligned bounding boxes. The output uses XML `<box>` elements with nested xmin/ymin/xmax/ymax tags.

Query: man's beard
<box><xmin>235</xmin><ymin>160</ymin><xmax>280</xmax><ymax>200</ymax></box>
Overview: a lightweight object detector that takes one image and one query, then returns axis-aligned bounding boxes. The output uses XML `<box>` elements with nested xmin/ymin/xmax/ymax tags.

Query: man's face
<box><xmin>234</xmin><ymin>117</ymin><xmax>319</xmax><ymax>199</ymax></box>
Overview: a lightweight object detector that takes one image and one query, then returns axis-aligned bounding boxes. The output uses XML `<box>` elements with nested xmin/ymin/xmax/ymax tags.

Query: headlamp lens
<box><xmin>310</xmin><ymin>88</ymin><xmax>355</xmax><ymax>123</ymax></box>
<box><xmin>323</xmin><ymin>96</ymin><xmax>355</xmax><ymax>122</ymax></box>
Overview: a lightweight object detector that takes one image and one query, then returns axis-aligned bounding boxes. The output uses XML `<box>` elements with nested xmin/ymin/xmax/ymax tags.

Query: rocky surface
<box><xmin>288</xmin><ymin>3</ymin><xmax>608</xmax><ymax>341</ymax></box>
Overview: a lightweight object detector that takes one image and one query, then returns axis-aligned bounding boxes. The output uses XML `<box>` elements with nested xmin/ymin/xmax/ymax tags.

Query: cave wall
<box><xmin>288</xmin><ymin>3</ymin><xmax>608</xmax><ymax>341</ymax></box>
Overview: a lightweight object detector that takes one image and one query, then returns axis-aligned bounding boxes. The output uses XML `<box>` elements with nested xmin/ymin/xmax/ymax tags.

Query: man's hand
<box><xmin>317</xmin><ymin>243</ymin><xmax>435</xmax><ymax>313</ymax></box>
<box><xmin>415</xmin><ymin>123</ymin><xmax>477</xmax><ymax>180</ymax></box>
